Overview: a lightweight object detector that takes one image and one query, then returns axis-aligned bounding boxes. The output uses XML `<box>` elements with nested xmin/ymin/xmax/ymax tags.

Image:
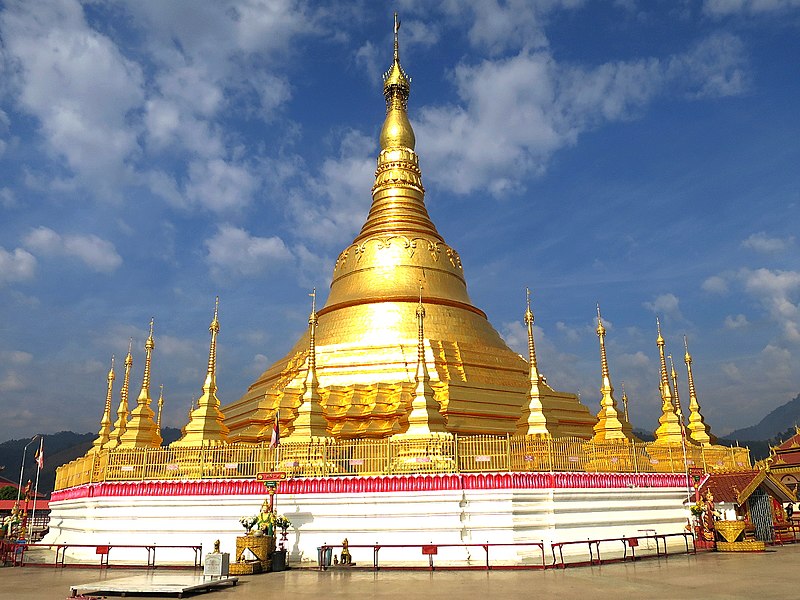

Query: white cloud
<box><xmin>643</xmin><ymin>293</ymin><xmax>681</xmax><ymax>317</ymax></box>
<box><xmin>0</xmin><ymin>246</ymin><xmax>37</xmax><ymax>284</ymax></box>
<box><xmin>702</xmin><ymin>275</ymin><xmax>729</xmax><ymax>294</ymax></box>
<box><xmin>721</xmin><ymin>362</ymin><xmax>744</xmax><ymax>382</ymax></box>
<box><xmin>704</xmin><ymin>0</ymin><xmax>800</xmax><ymax>16</ymax></box>
<box><xmin>738</xmin><ymin>268</ymin><xmax>800</xmax><ymax>342</ymax></box>
<box><xmin>205</xmin><ymin>224</ymin><xmax>293</xmax><ymax>278</ymax></box>
<box><xmin>0</xmin><ymin>0</ymin><xmax>145</xmax><ymax>194</ymax></box>
<box><xmin>618</xmin><ymin>351</ymin><xmax>650</xmax><ymax>368</ymax></box>
<box><xmin>288</xmin><ymin>129</ymin><xmax>375</xmax><ymax>246</ymax></box>
<box><xmin>0</xmin><ymin>350</ymin><xmax>33</xmax><ymax>365</ymax></box>
<box><xmin>415</xmin><ymin>32</ymin><xmax>746</xmax><ymax>196</ymax></box>
<box><xmin>185</xmin><ymin>158</ymin><xmax>260</xmax><ymax>212</ymax></box>
<box><xmin>742</xmin><ymin>231</ymin><xmax>794</xmax><ymax>253</ymax></box>
<box><xmin>23</xmin><ymin>226</ymin><xmax>122</xmax><ymax>273</ymax></box>
<box><xmin>724</xmin><ymin>314</ymin><xmax>749</xmax><ymax>329</ymax></box>
<box><xmin>0</xmin><ymin>371</ymin><xmax>26</xmax><ymax>392</ymax></box>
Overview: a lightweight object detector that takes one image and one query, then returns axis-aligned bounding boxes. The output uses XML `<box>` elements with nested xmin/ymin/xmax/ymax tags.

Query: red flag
<box><xmin>270</xmin><ymin>410</ymin><xmax>280</xmax><ymax>448</ymax></box>
<box><xmin>34</xmin><ymin>438</ymin><xmax>44</xmax><ymax>470</ymax></box>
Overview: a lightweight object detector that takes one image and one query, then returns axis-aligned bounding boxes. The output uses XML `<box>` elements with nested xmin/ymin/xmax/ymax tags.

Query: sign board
<box><xmin>421</xmin><ymin>545</ymin><xmax>438</xmax><ymax>555</ymax></box>
<box><xmin>688</xmin><ymin>467</ymin><xmax>704</xmax><ymax>485</ymax></box>
<box><xmin>204</xmin><ymin>552</ymin><xmax>230</xmax><ymax>577</ymax></box>
<box><xmin>95</xmin><ymin>546</ymin><xmax>109</xmax><ymax>555</ymax></box>
<box><xmin>257</xmin><ymin>471</ymin><xmax>288</xmax><ymax>482</ymax></box>
<box><xmin>265</xmin><ymin>481</ymin><xmax>278</xmax><ymax>490</ymax></box>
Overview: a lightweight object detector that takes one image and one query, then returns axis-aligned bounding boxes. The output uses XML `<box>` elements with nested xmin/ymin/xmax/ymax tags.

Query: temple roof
<box><xmin>696</xmin><ymin>470</ymin><xmax>796</xmax><ymax>504</ymax></box>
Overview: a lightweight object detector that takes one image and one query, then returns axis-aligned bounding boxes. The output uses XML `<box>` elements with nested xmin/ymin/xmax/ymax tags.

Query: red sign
<box><xmin>95</xmin><ymin>546</ymin><xmax>109</xmax><ymax>555</ymax></box>
<box><xmin>688</xmin><ymin>467</ymin><xmax>704</xmax><ymax>484</ymax></box>
<box><xmin>421</xmin><ymin>545</ymin><xmax>438</xmax><ymax>555</ymax></box>
<box><xmin>257</xmin><ymin>471</ymin><xmax>288</xmax><ymax>481</ymax></box>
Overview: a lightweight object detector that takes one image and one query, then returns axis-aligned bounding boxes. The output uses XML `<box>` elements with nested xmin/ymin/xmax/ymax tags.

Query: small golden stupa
<box><xmin>223</xmin><ymin>15</ymin><xmax>595</xmax><ymax>442</ymax></box>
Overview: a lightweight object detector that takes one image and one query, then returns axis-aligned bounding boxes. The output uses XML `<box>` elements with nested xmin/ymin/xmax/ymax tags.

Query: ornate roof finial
<box><xmin>653</xmin><ymin>318</ymin><xmax>684</xmax><ymax>444</ymax></box>
<box><xmin>399</xmin><ymin>281</ymin><xmax>446</xmax><ymax>437</ymax></box>
<box><xmin>516</xmin><ymin>287</ymin><xmax>549</xmax><ymax>436</ymax></box>
<box><xmin>621</xmin><ymin>381</ymin><xmax>629</xmax><ymax>424</ymax></box>
<box><xmin>106</xmin><ymin>340</ymin><xmax>133</xmax><ymax>449</ymax></box>
<box><xmin>393</xmin><ymin>11</ymin><xmax>400</xmax><ymax>63</ymax></box>
<box><xmin>120</xmin><ymin>319</ymin><xmax>162</xmax><ymax>448</ymax></box>
<box><xmin>90</xmin><ymin>354</ymin><xmax>116</xmax><ymax>453</ymax></box>
<box><xmin>157</xmin><ymin>384</ymin><xmax>164</xmax><ymax>429</ymax></box>
<box><xmin>172</xmin><ymin>298</ymin><xmax>229</xmax><ymax>447</ymax></box>
<box><xmin>683</xmin><ymin>335</ymin><xmax>714</xmax><ymax>445</ymax></box>
<box><xmin>304</xmin><ymin>287</ymin><xmax>320</xmax><ymax>391</ymax></box>
<box><xmin>592</xmin><ymin>304</ymin><xmax>632</xmax><ymax>441</ymax></box>
<box><xmin>668</xmin><ymin>354</ymin><xmax>683</xmax><ymax>420</ymax></box>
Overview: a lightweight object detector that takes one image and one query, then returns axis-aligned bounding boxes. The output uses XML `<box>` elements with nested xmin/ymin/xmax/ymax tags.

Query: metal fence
<box><xmin>54</xmin><ymin>435</ymin><xmax>751</xmax><ymax>491</ymax></box>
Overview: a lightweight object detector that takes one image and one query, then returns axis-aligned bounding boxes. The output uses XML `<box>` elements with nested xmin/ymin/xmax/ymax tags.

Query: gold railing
<box><xmin>54</xmin><ymin>436</ymin><xmax>752</xmax><ymax>491</ymax></box>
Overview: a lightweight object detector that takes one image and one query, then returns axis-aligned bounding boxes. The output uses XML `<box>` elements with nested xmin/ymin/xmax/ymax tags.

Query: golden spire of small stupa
<box><xmin>621</xmin><ymin>382</ymin><xmax>630</xmax><ymax>424</ymax></box>
<box><xmin>106</xmin><ymin>340</ymin><xmax>133</xmax><ymax>450</ymax></box>
<box><xmin>516</xmin><ymin>288</ymin><xmax>550</xmax><ymax>436</ymax></box>
<box><xmin>668</xmin><ymin>354</ymin><xmax>684</xmax><ymax>422</ymax></box>
<box><xmin>684</xmin><ymin>335</ymin><xmax>714</xmax><ymax>445</ymax></box>
<box><xmin>173</xmin><ymin>298</ymin><xmax>229</xmax><ymax>447</ymax></box>
<box><xmin>157</xmin><ymin>384</ymin><xmax>164</xmax><ymax>430</ymax></box>
<box><xmin>89</xmin><ymin>355</ymin><xmax>115</xmax><ymax>453</ymax></box>
<box><xmin>290</xmin><ymin>289</ymin><xmax>328</xmax><ymax>440</ymax></box>
<box><xmin>653</xmin><ymin>318</ymin><xmax>684</xmax><ymax>444</ymax></box>
<box><xmin>120</xmin><ymin>319</ymin><xmax>162</xmax><ymax>448</ymax></box>
<box><xmin>399</xmin><ymin>284</ymin><xmax>446</xmax><ymax>436</ymax></box>
<box><xmin>592</xmin><ymin>305</ymin><xmax>633</xmax><ymax>441</ymax></box>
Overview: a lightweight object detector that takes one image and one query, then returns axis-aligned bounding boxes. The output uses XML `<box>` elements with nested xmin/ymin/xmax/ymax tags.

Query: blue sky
<box><xmin>1</xmin><ymin>0</ymin><xmax>798</xmax><ymax>443</ymax></box>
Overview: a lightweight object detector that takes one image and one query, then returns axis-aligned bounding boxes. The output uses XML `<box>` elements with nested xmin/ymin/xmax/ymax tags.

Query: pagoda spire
<box><xmin>621</xmin><ymin>382</ymin><xmax>630</xmax><ymax>424</ymax></box>
<box><xmin>105</xmin><ymin>340</ymin><xmax>133</xmax><ymax>450</ymax></box>
<box><xmin>668</xmin><ymin>354</ymin><xmax>685</xmax><ymax>424</ymax></box>
<box><xmin>592</xmin><ymin>305</ymin><xmax>633</xmax><ymax>441</ymax></box>
<box><xmin>289</xmin><ymin>289</ymin><xmax>328</xmax><ymax>440</ymax></box>
<box><xmin>89</xmin><ymin>355</ymin><xmax>115</xmax><ymax>453</ymax></box>
<box><xmin>120</xmin><ymin>319</ymin><xmax>162</xmax><ymax>448</ymax></box>
<box><xmin>172</xmin><ymin>298</ymin><xmax>229</xmax><ymax>447</ymax></box>
<box><xmin>653</xmin><ymin>318</ymin><xmax>684</xmax><ymax>444</ymax></box>
<box><xmin>516</xmin><ymin>288</ymin><xmax>550</xmax><ymax>436</ymax></box>
<box><xmin>354</xmin><ymin>12</ymin><xmax>440</xmax><ymax>244</ymax></box>
<box><xmin>684</xmin><ymin>335</ymin><xmax>714</xmax><ymax>445</ymax></box>
<box><xmin>400</xmin><ymin>284</ymin><xmax>446</xmax><ymax>436</ymax></box>
<box><xmin>156</xmin><ymin>384</ymin><xmax>164</xmax><ymax>430</ymax></box>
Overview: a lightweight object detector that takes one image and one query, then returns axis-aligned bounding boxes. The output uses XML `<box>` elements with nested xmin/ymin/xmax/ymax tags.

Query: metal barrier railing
<box><xmin>549</xmin><ymin>532</ymin><xmax>695</xmax><ymax>568</ymax></box>
<box><xmin>55</xmin><ymin>435</ymin><xmax>751</xmax><ymax>491</ymax></box>
<box><xmin>15</xmin><ymin>542</ymin><xmax>203</xmax><ymax>569</ymax></box>
<box><xmin>316</xmin><ymin>541</ymin><xmax>547</xmax><ymax>571</ymax></box>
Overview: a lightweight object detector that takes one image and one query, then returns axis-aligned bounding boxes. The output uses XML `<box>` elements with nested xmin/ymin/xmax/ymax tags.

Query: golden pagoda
<box><xmin>652</xmin><ymin>319</ymin><xmax>685</xmax><ymax>445</ymax></box>
<box><xmin>173</xmin><ymin>298</ymin><xmax>229</xmax><ymax>447</ymax></box>
<box><xmin>88</xmin><ymin>355</ymin><xmax>115</xmax><ymax>453</ymax></box>
<box><xmin>591</xmin><ymin>306</ymin><xmax>635</xmax><ymax>441</ymax></box>
<box><xmin>223</xmin><ymin>15</ymin><xmax>595</xmax><ymax>442</ymax></box>
<box><xmin>105</xmin><ymin>340</ymin><xmax>133</xmax><ymax>450</ymax></box>
<box><xmin>118</xmin><ymin>319</ymin><xmax>162</xmax><ymax>448</ymax></box>
<box><xmin>684</xmin><ymin>335</ymin><xmax>716</xmax><ymax>445</ymax></box>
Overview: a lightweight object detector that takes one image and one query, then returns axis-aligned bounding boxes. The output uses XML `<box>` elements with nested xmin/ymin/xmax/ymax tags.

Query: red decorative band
<box><xmin>51</xmin><ymin>472</ymin><xmax>687</xmax><ymax>502</ymax></box>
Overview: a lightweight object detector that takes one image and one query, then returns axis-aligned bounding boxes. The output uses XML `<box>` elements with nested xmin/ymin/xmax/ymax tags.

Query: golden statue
<box><xmin>340</xmin><ymin>538</ymin><xmax>352</xmax><ymax>565</ymax></box>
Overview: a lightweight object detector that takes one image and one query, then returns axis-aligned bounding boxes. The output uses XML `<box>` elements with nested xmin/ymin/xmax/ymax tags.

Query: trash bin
<box><xmin>271</xmin><ymin>549</ymin><xmax>287</xmax><ymax>572</ymax></box>
<box><xmin>317</xmin><ymin>546</ymin><xmax>332</xmax><ymax>568</ymax></box>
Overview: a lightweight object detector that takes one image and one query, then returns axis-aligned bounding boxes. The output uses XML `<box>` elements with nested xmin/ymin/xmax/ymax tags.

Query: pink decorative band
<box><xmin>51</xmin><ymin>472</ymin><xmax>686</xmax><ymax>502</ymax></box>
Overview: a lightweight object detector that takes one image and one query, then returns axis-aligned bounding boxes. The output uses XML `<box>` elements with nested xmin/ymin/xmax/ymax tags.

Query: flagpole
<box><xmin>31</xmin><ymin>437</ymin><xmax>43</xmax><ymax>540</ymax></box>
<box><xmin>17</xmin><ymin>435</ymin><xmax>39</xmax><ymax>505</ymax></box>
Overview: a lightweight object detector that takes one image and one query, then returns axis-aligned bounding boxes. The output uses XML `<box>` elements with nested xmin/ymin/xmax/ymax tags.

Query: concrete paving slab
<box><xmin>69</xmin><ymin>573</ymin><xmax>238</xmax><ymax>597</ymax></box>
<box><xmin>2</xmin><ymin>545</ymin><xmax>796</xmax><ymax>600</ymax></box>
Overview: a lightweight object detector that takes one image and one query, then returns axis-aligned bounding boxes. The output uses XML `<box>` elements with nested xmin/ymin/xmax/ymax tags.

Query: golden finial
<box><xmin>125</xmin><ymin>337</ymin><xmax>133</xmax><ymax>367</ymax></box>
<box><xmin>157</xmin><ymin>384</ymin><xmax>164</xmax><ymax>429</ymax></box>
<box><xmin>621</xmin><ymin>381</ymin><xmax>629</xmax><ymax>424</ymax></box>
<box><xmin>393</xmin><ymin>12</ymin><xmax>400</xmax><ymax>63</ymax></box>
<box><xmin>669</xmin><ymin>354</ymin><xmax>683</xmax><ymax>419</ymax></box>
<box><xmin>90</xmin><ymin>354</ymin><xmax>116</xmax><ymax>453</ymax></box>
<box><xmin>416</xmin><ymin>282</ymin><xmax>427</xmax><ymax>374</ymax></box>
<box><xmin>304</xmin><ymin>287</ymin><xmax>320</xmax><ymax>393</ymax></box>
<box><xmin>146</xmin><ymin>317</ymin><xmax>155</xmax><ymax>350</ymax></box>
<box><xmin>416</xmin><ymin>282</ymin><xmax>425</xmax><ymax>320</ymax></box>
<box><xmin>524</xmin><ymin>288</ymin><xmax>540</xmax><ymax>380</ymax></box>
<box><xmin>596</xmin><ymin>304</ymin><xmax>609</xmax><ymax>381</ymax></box>
<box><xmin>656</xmin><ymin>316</ymin><xmax>664</xmax><ymax>345</ymax></box>
<box><xmin>683</xmin><ymin>335</ymin><xmax>713</xmax><ymax>445</ymax></box>
<box><xmin>210</xmin><ymin>296</ymin><xmax>220</xmax><ymax>334</ymax></box>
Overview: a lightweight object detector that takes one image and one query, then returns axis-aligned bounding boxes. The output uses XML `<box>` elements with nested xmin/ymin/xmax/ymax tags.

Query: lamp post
<box><xmin>16</xmin><ymin>435</ymin><xmax>40</xmax><ymax>505</ymax></box>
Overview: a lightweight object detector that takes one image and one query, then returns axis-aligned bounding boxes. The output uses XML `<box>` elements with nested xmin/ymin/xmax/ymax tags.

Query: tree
<box><xmin>0</xmin><ymin>485</ymin><xmax>18</xmax><ymax>500</ymax></box>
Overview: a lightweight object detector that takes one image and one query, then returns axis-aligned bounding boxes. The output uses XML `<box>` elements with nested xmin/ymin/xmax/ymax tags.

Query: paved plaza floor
<box><xmin>3</xmin><ymin>545</ymin><xmax>797</xmax><ymax>599</ymax></box>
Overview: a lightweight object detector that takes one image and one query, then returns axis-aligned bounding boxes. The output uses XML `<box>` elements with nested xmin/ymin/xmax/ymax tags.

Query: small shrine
<box><xmin>690</xmin><ymin>470</ymin><xmax>796</xmax><ymax>550</ymax></box>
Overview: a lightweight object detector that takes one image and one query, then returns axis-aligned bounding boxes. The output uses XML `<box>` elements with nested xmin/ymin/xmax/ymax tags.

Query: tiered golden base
<box><xmin>230</xmin><ymin>534</ymin><xmax>276</xmax><ymax>574</ymax></box>
<box><xmin>716</xmin><ymin>540</ymin><xmax>766</xmax><ymax>552</ymax></box>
